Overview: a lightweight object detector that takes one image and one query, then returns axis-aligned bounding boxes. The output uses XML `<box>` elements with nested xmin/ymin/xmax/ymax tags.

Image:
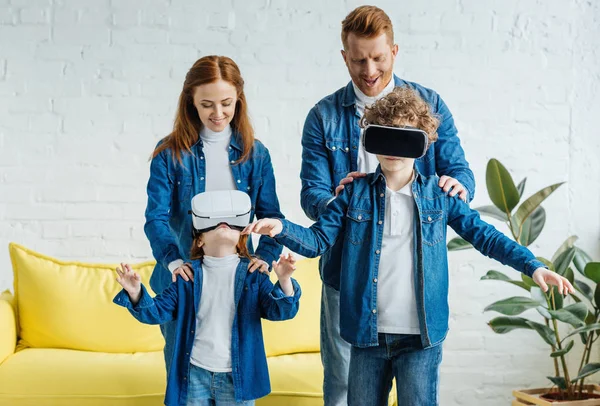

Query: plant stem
<box><xmin>545</xmin><ymin>318</ymin><xmax>560</xmax><ymax>377</ymax></box>
<box><xmin>579</xmin><ymin>310</ymin><xmax>599</xmax><ymax>395</ymax></box>
<box><xmin>551</xmin><ymin>291</ymin><xmax>573</xmax><ymax>397</ymax></box>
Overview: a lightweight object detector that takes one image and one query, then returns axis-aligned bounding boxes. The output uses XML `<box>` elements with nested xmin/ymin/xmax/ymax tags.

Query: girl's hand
<box><xmin>272</xmin><ymin>253</ymin><xmax>296</xmax><ymax>296</ymax></box>
<box><xmin>248</xmin><ymin>258</ymin><xmax>270</xmax><ymax>274</ymax></box>
<box><xmin>172</xmin><ymin>263</ymin><xmax>194</xmax><ymax>283</ymax></box>
<box><xmin>116</xmin><ymin>263</ymin><xmax>142</xmax><ymax>304</ymax></box>
<box><xmin>242</xmin><ymin>219</ymin><xmax>283</xmax><ymax>238</ymax></box>
<box><xmin>532</xmin><ymin>268</ymin><xmax>575</xmax><ymax>295</ymax></box>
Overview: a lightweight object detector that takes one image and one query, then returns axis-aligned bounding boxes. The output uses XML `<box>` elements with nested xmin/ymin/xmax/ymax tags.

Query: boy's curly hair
<box><xmin>360</xmin><ymin>86</ymin><xmax>440</xmax><ymax>145</ymax></box>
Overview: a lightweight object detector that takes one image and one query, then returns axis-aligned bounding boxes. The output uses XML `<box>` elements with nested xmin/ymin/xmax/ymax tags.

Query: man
<box><xmin>300</xmin><ymin>6</ymin><xmax>475</xmax><ymax>405</ymax></box>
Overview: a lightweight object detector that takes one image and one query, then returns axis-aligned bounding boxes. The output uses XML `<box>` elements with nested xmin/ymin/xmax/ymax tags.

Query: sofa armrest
<box><xmin>0</xmin><ymin>290</ymin><xmax>17</xmax><ymax>365</ymax></box>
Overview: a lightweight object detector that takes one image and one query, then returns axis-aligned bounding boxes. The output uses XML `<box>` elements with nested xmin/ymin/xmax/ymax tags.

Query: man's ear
<box><xmin>341</xmin><ymin>49</ymin><xmax>347</xmax><ymax>64</ymax></box>
<box><xmin>391</xmin><ymin>43</ymin><xmax>398</xmax><ymax>58</ymax></box>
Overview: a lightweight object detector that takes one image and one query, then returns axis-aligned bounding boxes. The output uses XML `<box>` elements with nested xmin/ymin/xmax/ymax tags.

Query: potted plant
<box><xmin>449</xmin><ymin>159</ymin><xmax>600</xmax><ymax>404</ymax></box>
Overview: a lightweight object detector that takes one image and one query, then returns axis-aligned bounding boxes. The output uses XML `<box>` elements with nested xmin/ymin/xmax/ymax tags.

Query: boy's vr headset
<box><xmin>190</xmin><ymin>190</ymin><xmax>251</xmax><ymax>236</ymax></box>
<box><xmin>363</xmin><ymin>124</ymin><xmax>429</xmax><ymax>158</ymax></box>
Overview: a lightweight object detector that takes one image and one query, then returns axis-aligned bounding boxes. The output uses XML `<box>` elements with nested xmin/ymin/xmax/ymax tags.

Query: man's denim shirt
<box><xmin>113</xmin><ymin>257</ymin><xmax>301</xmax><ymax>405</ymax></box>
<box><xmin>300</xmin><ymin>75</ymin><xmax>475</xmax><ymax>289</ymax></box>
<box><xmin>277</xmin><ymin>167</ymin><xmax>545</xmax><ymax>349</ymax></box>
<box><xmin>145</xmin><ymin>134</ymin><xmax>284</xmax><ymax>294</ymax></box>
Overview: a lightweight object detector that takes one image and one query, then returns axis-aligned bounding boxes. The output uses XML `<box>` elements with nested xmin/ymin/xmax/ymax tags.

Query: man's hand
<box><xmin>335</xmin><ymin>171</ymin><xmax>367</xmax><ymax>197</ymax></box>
<box><xmin>438</xmin><ymin>175</ymin><xmax>468</xmax><ymax>202</ymax></box>
<box><xmin>248</xmin><ymin>258</ymin><xmax>270</xmax><ymax>274</ymax></box>
<box><xmin>172</xmin><ymin>263</ymin><xmax>194</xmax><ymax>283</ymax></box>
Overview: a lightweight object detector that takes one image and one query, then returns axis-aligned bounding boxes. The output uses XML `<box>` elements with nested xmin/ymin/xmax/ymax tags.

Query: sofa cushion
<box><xmin>262</xmin><ymin>257</ymin><xmax>321</xmax><ymax>357</ymax></box>
<box><xmin>9</xmin><ymin>243</ymin><xmax>163</xmax><ymax>353</ymax></box>
<box><xmin>0</xmin><ymin>348</ymin><xmax>165</xmax><ymax>405</ymax></box>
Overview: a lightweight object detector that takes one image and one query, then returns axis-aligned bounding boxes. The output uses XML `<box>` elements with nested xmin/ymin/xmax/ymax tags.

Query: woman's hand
<box><xmin>172</xmin><ymin>263</ymin><xmax>194</xmax><ymax>283</ymax></box>
<box><xmin>116</xmin><ymin>263</ymin><xmax>142</xmax><ymax>304</ymax></box>
<box><xmin>248</xmin><ymin>258</ymin><xmax>270</xmax><ymax>274</ymax></box>
<box><xmin>272</xmin><ymin>253</ymin><xmax>297</xmax><ymax>296</ymax></box>
<box><xmin>532</xmin><ymin>268</ymin><xmax>575</xmax><ymax>295</ymax></box>
<box><xmin>242</xmin><ymin>219</ymin><xmax>283</xmax><ymax>238</ymax></box>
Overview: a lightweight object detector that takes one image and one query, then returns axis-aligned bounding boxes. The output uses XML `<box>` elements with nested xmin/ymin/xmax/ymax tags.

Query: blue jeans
<box><xmin>348</xmin><ymin>334</ymin><xmax>442</xmax><ymax>406</ymax></box>
<box><xmin>320</xmin><ymin>283</ymin><xmax>351</xmax><ymax>406</ymax></box>
<box><xmin>187</xmin><ymin>364</ymin><xmax>255</xmax><ymax>405</ymax></box>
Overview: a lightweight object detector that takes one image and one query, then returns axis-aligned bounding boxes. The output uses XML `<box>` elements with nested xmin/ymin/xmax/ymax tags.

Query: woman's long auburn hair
<box><xmin>189</xmin><ymin>234</ymin><xmax>253</xmax><ymax>261</ymax></box>
<box><xmin>152</xmin><ymin>56</ymin><xmax>254</xmax><ymax>163</ymax></box>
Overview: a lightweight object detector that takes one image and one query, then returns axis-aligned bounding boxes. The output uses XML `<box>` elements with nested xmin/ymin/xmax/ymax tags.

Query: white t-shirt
<box><xmin>189</xmin><ymin>254</ymin><xmax>240</xmax><ymax>372</ymax></box>
<box><xmin>353</xmin><ymin>79</ymin><xmax>395</xmax><ymax>174</ymax></box>
<box><xmin>376</xmin><ymin>175</ymin><xmax>420</xmax><ymax>334</ymax></box>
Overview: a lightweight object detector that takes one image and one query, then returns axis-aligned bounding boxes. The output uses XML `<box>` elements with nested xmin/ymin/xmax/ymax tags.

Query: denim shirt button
<box><xmin>200</xmin><ymin>156</ymin><xmax>204</xmax><ymax>160</ymax></box>
<box><xmin>247</xmin><ymin>186</ymin><xmax>251</xmax><ymax>190</ymax></box>
<box><xmin>357</xmin><ymin>215</ymin><xmax>362</xmax><ymax>220</ymax></box>
<box><xmin>230</xmin><ymin>160</ymin><xmax>235</xmax><ymax>164</ymax></box>
<box><xmin>332</xmin><ymin>146</ymin><xmax>336</xmax><ymax>151</ymax></box>
<box><xmin>345</xmin><ymin>147</ymin><xmax>349</xmax><ymax>152</ymax></box>
<box><xmin>380</xmin><ymin>193</ymin><xmax>384</xmax><ymax>197</ymax></box>
<box><xmin>378</xmin><ymin>220</ymin><xmax>382</xmax><ymax>225</ymax></box>
<box><xmin>200</xmin><ymin>177</ymin><xmax>204</xmax><ymax>181</ymax></box>
<box><xmin>237</xmin><ymin>179</ymin><xmax>241</xmax><ymax>183</ymax></box>
<box><xmin>427</xmin><ymin>216</ymin><xmax>432</xmax><ymax>221</ymax></box>
<box><xmin>373</xmin><ymin>278</ymin><xmax>378</xmax><ymax>283</ymax></box>
<box><xmin>372</xmin><ymin>309</ymin><xmax>377</xmax><ymax>314</ymax></box>
<box><xmin>375</xmin><ymin>250</ymin><xmax>380</xmax><ymax>254</ymax></box>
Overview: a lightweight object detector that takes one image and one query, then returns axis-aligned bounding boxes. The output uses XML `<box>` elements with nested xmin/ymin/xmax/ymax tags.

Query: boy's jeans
<box><xmin>348</xmin><ymin>334</ymin><xmax>442</xmax><ymax>406</ymax></box>
<box><xmin>187</xmin><ymin>363</ymin><xmax>255</xmax><ymax>406</ymax></box>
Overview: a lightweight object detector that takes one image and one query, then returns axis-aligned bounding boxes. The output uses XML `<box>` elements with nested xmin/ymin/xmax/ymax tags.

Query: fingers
<box><xmin>242</xmin><ymin>221</ymin><xmax>258</xmax><ymax>235</ymax></box>
<box><xmin>441</xmin><ymin>178</ymin><xmax>459</xmax><ymax>193</ymax></box>
<box><xmin>448</xmin><ymin>183</ymin><xmax>464</xmax><ymax>197</ymax></box>
<box><xmin>174</xmin><ymin>267</ymin><xmax>190</xmax><ymax>282</ymax></box>
<box><xmin>335</xmin><ymin>184</ymin><xmax>345</xmax><ymax>197</ymax></box>
<box><xmin>533</xmin><ymin>272</ymin><xmax>549</xmax><ymax>292</ymax></box>
<box><xmin>564</xmin><ymin>279</ymin><xmax>575</xmax><ymax>294</ymax></box>
<box><xmin>172</xmin><ymin>271</ymin><xmax>177</xmax><ymax>283</ymax></box>
<box><xmin>438</xmin><ymin>175</ymin><xmax>450</xmax><ymax>188</ymax></box>
<box><xmin>183</xmin><ymin>264</ymin><xmax>194</xmax><ymax>282</ymax></box>
<box><xmin>346</xmin><ymin>171</ymin><xmax>367</xmax><ymax>179</ymax></box>
<box><xmin>258</xmin><ymin>262</ymin><xmax>269</xmax><ymax>274</ymax></box>
<box><xmin>247</xmin><ymin>259</ymin><xmax>259</xmax><ymax>273</ymax></box>
<box><xmin>458</xmin><ymin>189</ymin><xmax>468</xmax><ymax>202</ymax></box>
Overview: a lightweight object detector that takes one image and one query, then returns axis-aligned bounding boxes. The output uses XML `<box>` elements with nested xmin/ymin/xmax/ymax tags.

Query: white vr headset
<box><xmin>190</xmin><ymin>190</ymin><xmax>252</xmax><ymax>236</ymax></box>
<box><xmin>363</xmin><ymin>124</ymin><xmax>429</xmax><ymax>158</ymax></box>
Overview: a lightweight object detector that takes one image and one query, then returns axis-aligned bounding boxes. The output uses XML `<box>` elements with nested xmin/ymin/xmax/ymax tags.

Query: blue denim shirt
<box><xmin>113</xmin><ymin>257</ymin><xmax>301</xmax><ymax>405</ymax></box>
<box><xmin>300</xmin><ymin>75</ymin><xmax>475</xmax><ymax>289</ymax></box>
<box><xmin>277</xmin><ymin>167</ymin><xmax>544</xmax><ymax>349</ymax></box>
<box><xmin>145</xmin><ymin>133</ymin><xmax>284</xmax><ymax>293</ymax></box>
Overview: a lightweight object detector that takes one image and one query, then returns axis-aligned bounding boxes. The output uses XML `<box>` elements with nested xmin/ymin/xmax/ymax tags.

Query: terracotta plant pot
<box><xmin>513</xmin><ymin>385</ymin><xmax>600</xmax><ymax>405</ymax></box>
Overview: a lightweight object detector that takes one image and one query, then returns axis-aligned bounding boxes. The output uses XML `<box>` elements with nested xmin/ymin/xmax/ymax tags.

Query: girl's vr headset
<box><xmin>190</xmin><ymin>190</ymin><xmax>251</xmax><ymax>236</ymax></box>
<box><xmin>363</xmin><ymin>124</ymin><xmax>429</xmax><ymax>158</ymax></box>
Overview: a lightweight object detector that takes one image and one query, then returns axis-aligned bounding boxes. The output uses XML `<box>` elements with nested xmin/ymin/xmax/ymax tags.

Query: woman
<box><xmin>144</xmin><ymin>55</ymin><xmax>284</xmax><ymax>372</ymax></box>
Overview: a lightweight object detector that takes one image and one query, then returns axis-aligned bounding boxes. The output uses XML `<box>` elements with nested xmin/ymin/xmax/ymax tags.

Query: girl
<box><xmin>115</xmin><ymin>196</ymin><xmax>300</xmax><ymax>406</ymax></box>
<box><xmin>144</xmin><ymin>56</ymin><xmax>284</xmax><ymax>371</ymax></box>
<box><xmin>243</xmin><ymin>87</ymin><xmax>574</xmax><ymax>405</ymax></box>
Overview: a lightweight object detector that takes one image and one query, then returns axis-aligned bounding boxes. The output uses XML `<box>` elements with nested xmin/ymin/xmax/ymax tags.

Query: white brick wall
<box><xmin>1</xmin><ymin>0</ymin><xmax>599</xmax><ymax>403</ymax></box>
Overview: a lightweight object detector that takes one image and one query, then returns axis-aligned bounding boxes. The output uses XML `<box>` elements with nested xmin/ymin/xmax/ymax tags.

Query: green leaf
<box><xmin>547</xmin><ymin>303</ymin><xmax>588</xmax><ymax>327</ymax></box>
<box><xmin>547</xmin><ymin>376</ymin><xmax>568</xmax><ymax>389</ymax></box>
<box><xmin>447</xmin><ymin>237</ymin><xmax>473</xmax><ymax>251</ymax></box>
<box><xmin>487</xmin><ymin>316</ymin><xmax>556</xmax><ymax>346</ymax></box>
<box><xmin>565</xmin><ymin>267</ymin><xmax>575</xmax><ymax>284</ymax></box>
<box><xmin>517</xmin><ymin>178</ymin><xmax>527</xmax><ymax>197</ymax></box>
<box><xmin>517</xmin><ymin>206</ymin><xmax>546</xmax><ymax>246</ymax></box>
<box><xmin>521</xmin><ymin>273</ymin><xmax>538</xmax><ymax>289</ymax></box>
<box><xmin>554</xmin><ymin>247</ymin><xmax>577</xmax><ymax>277</ymax></box>
<box><xmin>550</xmin><ymin>286</ymin><xmax>564</xmax><ymax>310</ymax></box>
<box><xmin>573</xmin><ymin>248</ymin><xmax>593</xmax><ymax>276</ymax></box>
<box><xmin>561</xmin><ymin>323</ymin><xmax>600</xmax><ymax>341</ymax></box>
<box><xmin>552</xmin><ymin>236</ymin><xmax>579</xmax><ymax>263</ymax></box>
<box><xmin>484</xmin><ymin>297</ymin><xmax>542</xmax><ymax>316</ymax></box>
<box><xmin>513</xmin><ymin>182</ymin><xmax>564</xmax><ymax>233</ymax></box>
<box><xmin>474</xmin><ymin>205</ymin><xmax>509</xmax><ymax>222</ymax></box>
<box><xmin>486</xmin><ymin>159</ymin><xmax>520</xmax><ymax>214</ymax></box>
<box><xmin>481</xmin><ymin>270</ymin><xmax>531</xmax><ymax>291</ymax></box>
<box><xmin>574</xmin><ymin>280</ymin><xmax>594</xmax><ymax>302</ymax></box>
<box><xmin>571</xmin><ymin>363</ymin><xmax>600</xmax><ymax>382</ymax></box>
<box><xmin>537</xmin><ymin>257</ymin><xmax>556</xmax><ymax>272</ymax></box>
<box><xmin>595</xmin><ymin>284</ymin><xmax>600</xmax><ymax>309</ymax></box>
<box><xmin>584</xmin><ymin>262</ymin><xmax>600</xmax><ymax>283</ymax></box>
<box><xmin>550</xmin><ymin>340</ymin><xmax>574</xmax><ymax>357</ymax></box>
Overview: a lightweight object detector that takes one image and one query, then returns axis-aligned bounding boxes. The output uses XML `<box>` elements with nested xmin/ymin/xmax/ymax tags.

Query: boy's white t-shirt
<box><xmin>376</xmin><ymin>176</ymin><xmax>421</xmax><ymax>335</ymax></box>
<box><xmin>189</xmin><ymin>254</ymin><xmax>240</xmax><ymax>372</ymax></box>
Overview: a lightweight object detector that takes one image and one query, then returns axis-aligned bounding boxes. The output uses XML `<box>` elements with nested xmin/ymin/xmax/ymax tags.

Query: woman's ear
<box><xmin>197</xmin><ymin>239</ymin><xmax>204</xmax><ymax>248</ymax></box>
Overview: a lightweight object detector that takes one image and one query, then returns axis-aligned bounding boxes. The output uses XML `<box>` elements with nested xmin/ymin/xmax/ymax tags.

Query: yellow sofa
<box><xmin>0</xmin><ymin>243</ymin><xmax>397</xmax><ymax>406</ymax></box>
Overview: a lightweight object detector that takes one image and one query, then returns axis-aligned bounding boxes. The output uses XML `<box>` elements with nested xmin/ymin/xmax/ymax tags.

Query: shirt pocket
<box><xmin>420</xmin><ymin>210</ymin><xmax>444</xmax><ymax>246</ymax></box>
<box><xmin>345</xmin><ymin>208</ymin><xmax>372</xmax><ymax>246</ymax></box>
<box><xmin>239</xmin><ymin>282</ymin><xmax>260</xmax><ymax>314</ymax></box>
<box><xmin>325</xmin><ymin>139</ymin><xmax>351</xmax><ymax>177</ymax></box>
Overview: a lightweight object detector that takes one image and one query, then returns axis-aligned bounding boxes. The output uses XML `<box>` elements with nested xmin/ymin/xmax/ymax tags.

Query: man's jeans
<box><xmin>187</xmin><ymin>363</ymin><xmax>254</xmax><ymax>405</ymax></box>
<box><xmin>321</xmin><ymin>284</ymin><xmax>351</xmax><ymax>406</ymax></box>
<box><xmin>348</xmin><ymin>334</ymin><xmax>442</xmax><ymax>406</ymax></box>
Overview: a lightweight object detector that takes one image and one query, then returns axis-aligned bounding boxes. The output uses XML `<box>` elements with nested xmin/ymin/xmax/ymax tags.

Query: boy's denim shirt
<box><xmin>113</xmin><ymin>257</ymin><xmax>301</xmax><ymax>405</ymax></box>
<box><xmin>300</xmin><ymin>75</ymin><xmax>475</xmax><ymax>290</ymax></box>
<box><xmin>277</xmin><ymin>166</ymin><xmax>545</xmax><ymax>349</ymax></box>
<box><xmin>145</xmin><ymin>133</ymin><xmax>284</xmax><ymax>294</ymax></box>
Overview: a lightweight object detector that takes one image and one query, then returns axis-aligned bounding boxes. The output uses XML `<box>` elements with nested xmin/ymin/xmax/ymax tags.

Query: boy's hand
<box><xmin>272</xmin><ymin>253</ymin><xmax>296</xmax><ymax>296</ymax></box>
<box><xmin>242</xmin><ymin>219</ymin><xmax>283</xmax><ymax>238</ymax></box>
<box><xmin>116</xmin><ymin>263</ymin><xmax>142</xmax><ymax>304</ymax></box>
<box><xmin>532</xmin><ymin>268</ymin><xmax>575</xmax><ymax>295</ymax></box>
